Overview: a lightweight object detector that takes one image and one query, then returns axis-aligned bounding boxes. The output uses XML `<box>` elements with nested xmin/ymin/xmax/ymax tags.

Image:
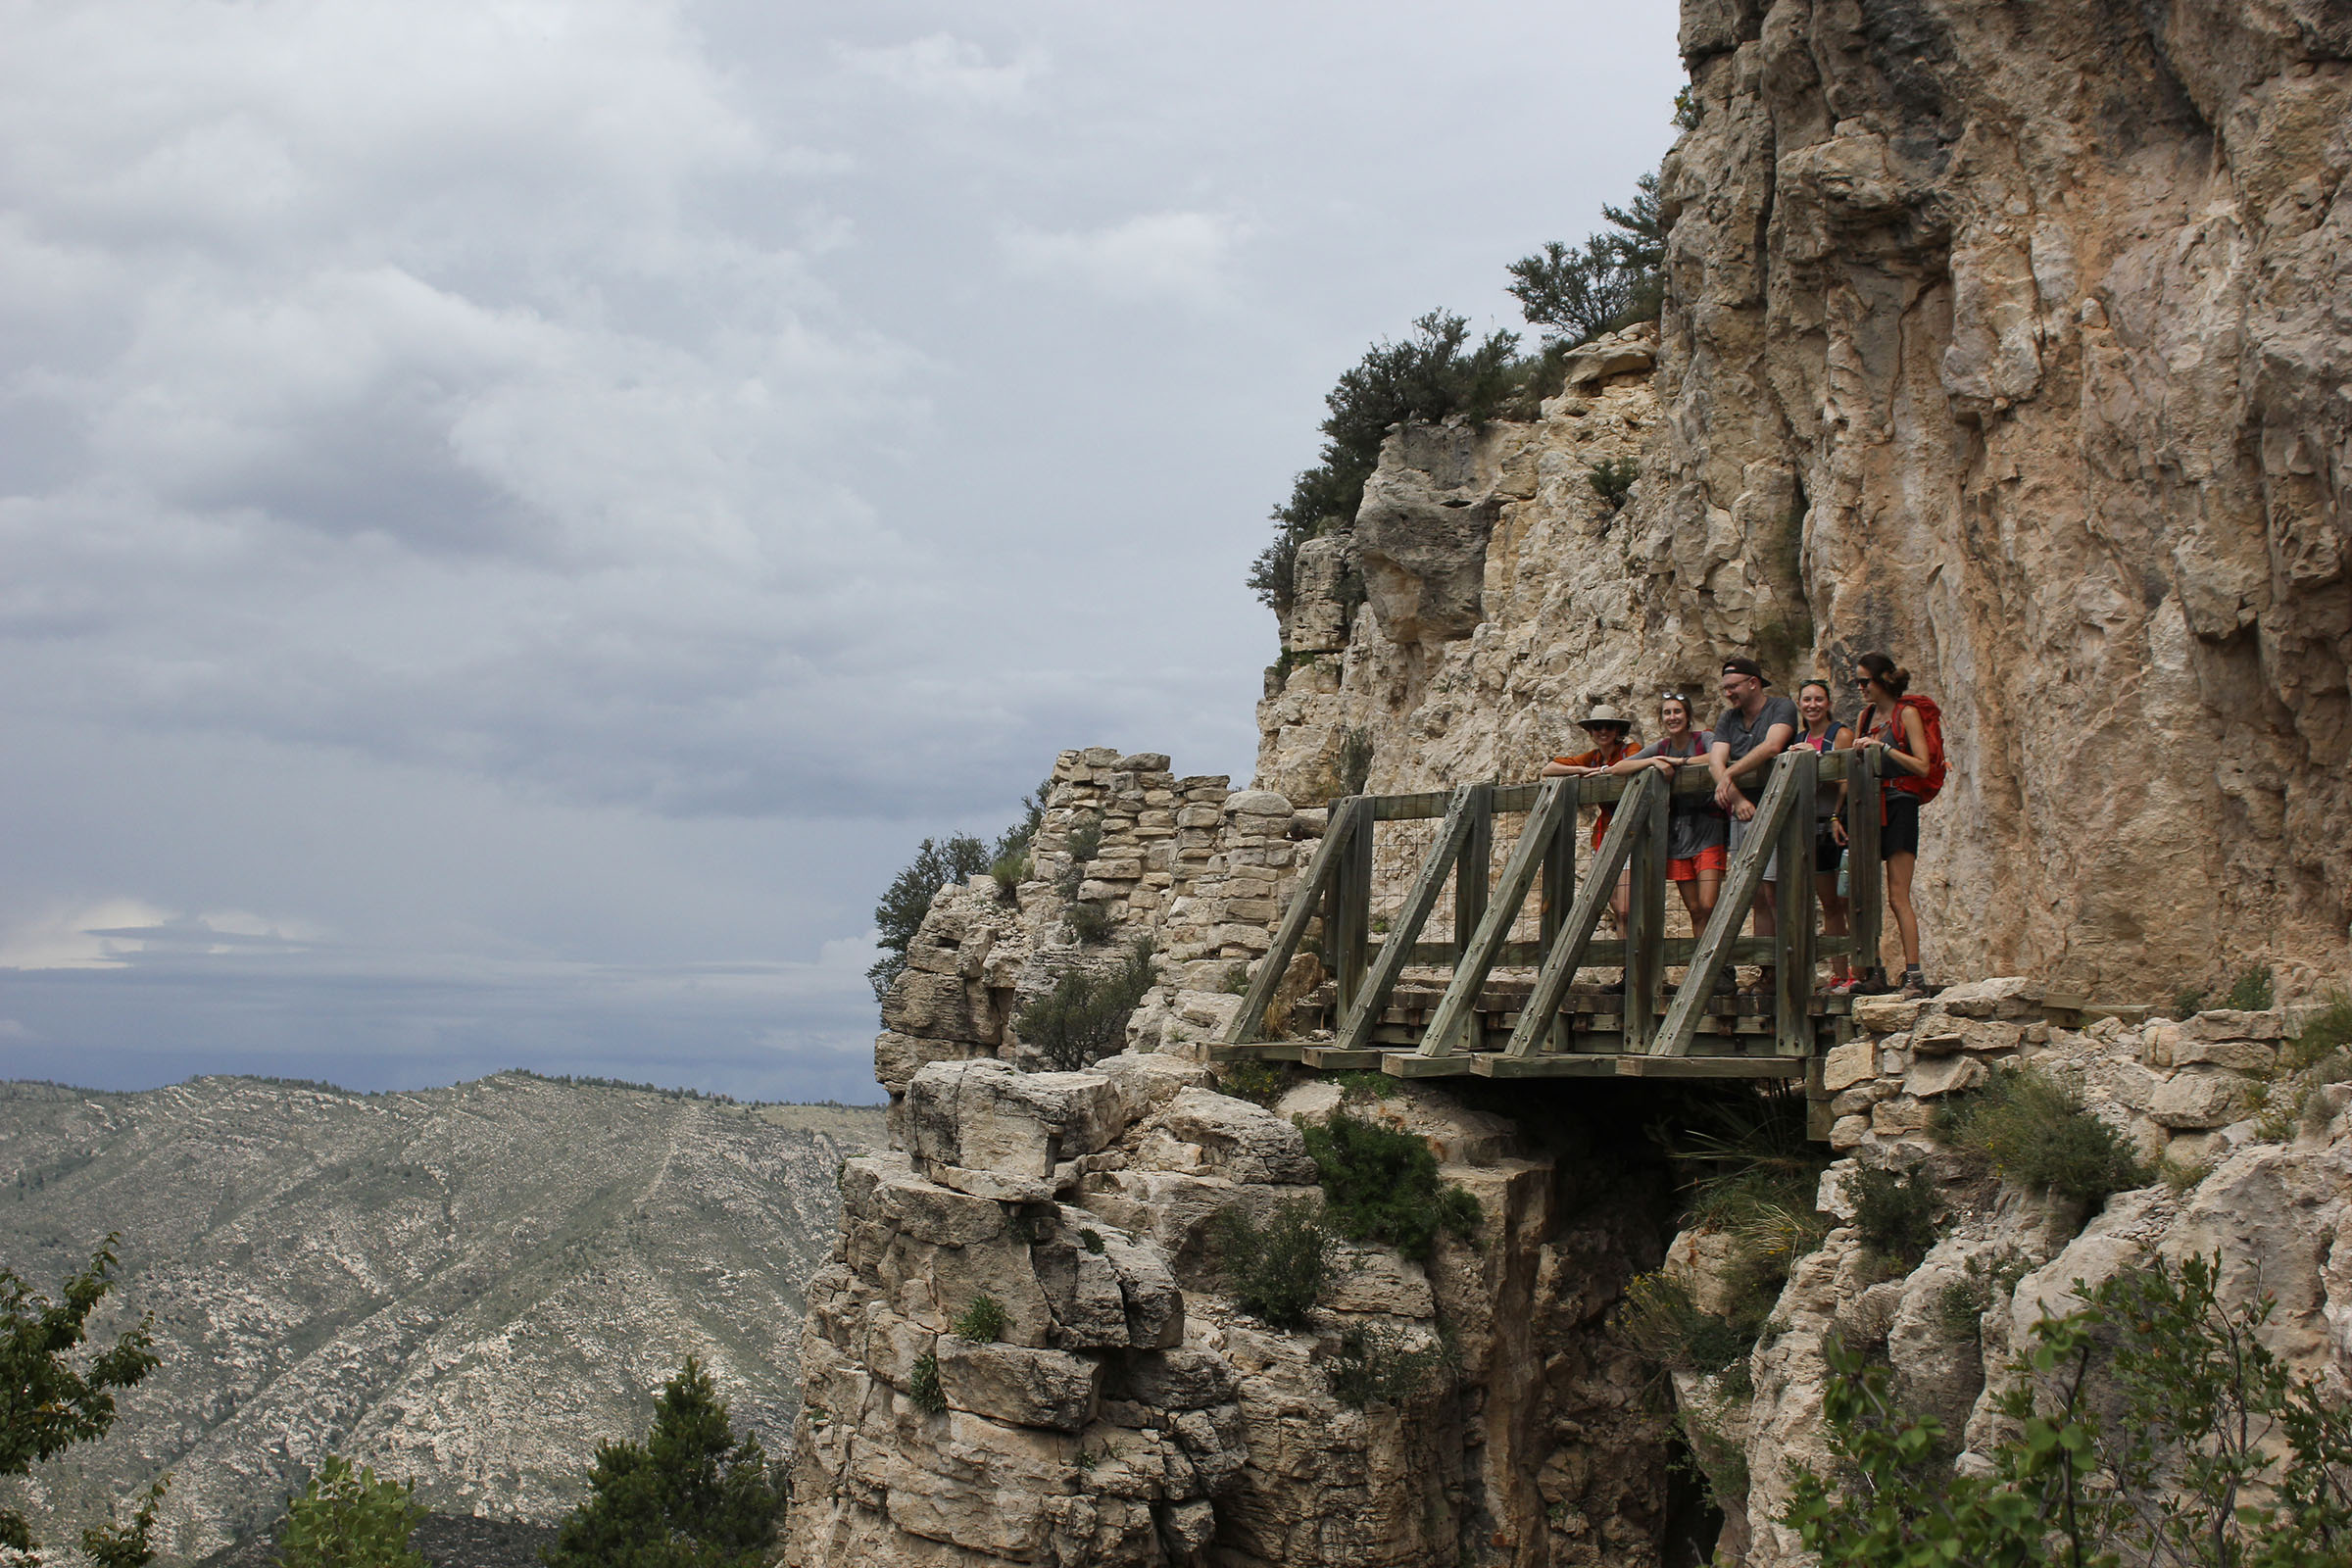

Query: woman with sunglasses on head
<box><xmin>1794</xmin><ymin>679</ymin><xmax>1856</xmax><ymax>992</ymax></box>
<box><xmin>1609</xmin><ymin>692</ymin><xmax>1728</xmax><ymax>945</ymax></box>
<box><xmin>1853</xmin><ymin>653</ymin><xmax>1943</xmax><ymax>999</ymax></box>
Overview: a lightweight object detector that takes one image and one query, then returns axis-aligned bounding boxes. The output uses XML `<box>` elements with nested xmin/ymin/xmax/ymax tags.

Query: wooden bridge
<box><xmin>1216</xmin><ymin>748</ymin><xmax>1886</xmax><ymax>1119</ymax></box>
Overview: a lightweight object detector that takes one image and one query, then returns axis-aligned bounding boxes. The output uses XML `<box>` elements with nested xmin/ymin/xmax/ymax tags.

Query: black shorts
<box><xmin>1882</xmin><ymin>794</ymin><xmax>1921</xmax><ymax>859</ymax></box>
<box><xmin>1813</xmin><ymin>821</ymin><xmax>1842</xmax><ymax>876</ymax></box>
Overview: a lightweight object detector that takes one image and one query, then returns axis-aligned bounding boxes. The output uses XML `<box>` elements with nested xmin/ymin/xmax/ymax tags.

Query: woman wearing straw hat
<box><xmin>1543</xmin><ymin>702</ymin><xmax>1642</xmax><ymax>936</ymax></box>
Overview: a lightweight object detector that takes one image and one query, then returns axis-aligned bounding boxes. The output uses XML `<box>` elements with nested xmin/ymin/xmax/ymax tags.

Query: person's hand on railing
<box><xmin>1713</xmin><ymin>774</ymin><xmax>1745</xmax><ymax>812</ymax></box>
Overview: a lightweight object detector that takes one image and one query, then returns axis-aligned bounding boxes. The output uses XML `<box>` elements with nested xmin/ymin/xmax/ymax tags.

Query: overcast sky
<box><xmin>0</xmin><ymin>0</ymin><xmax>1684</xmax><ymax>1102</ymax></box>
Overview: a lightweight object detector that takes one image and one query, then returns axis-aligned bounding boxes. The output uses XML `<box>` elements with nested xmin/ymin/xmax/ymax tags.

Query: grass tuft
<box><xmin>951</xmin><ymin>1294</ymin><xmax>1009</xmax><ymax>1344</ymax></box>
<box><xmin>1325</xmin><ymin>1324</ymin><xmax>1458</xmax><ymax>1408</ymax></box>
<box><xmin>1931</xmin><ymin>1067</ymin><xmax>2147</xmax><ymax>1209</ymax></box>
<box><xmin>1846</xmin><ymin>1164</ymin><xmax>1938</xmax><ymax>1266</ymax></box>
<box><xmin>907</xmin><ymin>1351</ymin><xmax>946</xmax><ymax>1414</ymax></box>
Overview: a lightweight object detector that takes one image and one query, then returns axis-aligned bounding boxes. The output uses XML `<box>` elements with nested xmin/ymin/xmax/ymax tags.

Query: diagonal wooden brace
<box><xmin>1221</xmin><ymin>795</ymin><xmax>1364</xmax><ymax>1045</ymax></box>
<box><xmin>1504</xmin><ymin>768</ymin><xmax>1661</xmax><ymax>1056</ymax></box>
<box><xmin>1414</xmin><ymin>776</ymin><xmax>1576</xmax><ymax>1057</ymax></box>
<box><xmin>1334</xmin><ymin>784</ymin><xmax>1483</xmax><ymax>1054</ymax></box>
<box><xmin>1648</xmin><ymin>753</ymin><xmax>1805</xmax><ymax>1056</ymax></box>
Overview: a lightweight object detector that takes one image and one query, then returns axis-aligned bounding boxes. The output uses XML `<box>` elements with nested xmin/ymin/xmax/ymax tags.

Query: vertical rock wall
<box><xmin>1257</xmin><ymin>0</ymin><xmax>2352</xmax><ymax>997</ymax></box>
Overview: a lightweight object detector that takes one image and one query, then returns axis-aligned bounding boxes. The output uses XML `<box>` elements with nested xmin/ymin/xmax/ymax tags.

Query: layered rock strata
<box><xmin>1258</xmin><ymin>0</ymin><xmax>2352</xmax><ymax>997</ymax></box>
<box><xmin>781</xmin><ymin>1050</ymin><xmax>1687</xmax><ymax>1567</ymax></box>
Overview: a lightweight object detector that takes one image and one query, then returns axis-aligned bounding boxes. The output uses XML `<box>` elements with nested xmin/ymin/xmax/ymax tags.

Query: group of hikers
<box><xmin>1542</xmin><ymin>654</ymin><xmax>1943</xmax><ymax>1002</ymax></box>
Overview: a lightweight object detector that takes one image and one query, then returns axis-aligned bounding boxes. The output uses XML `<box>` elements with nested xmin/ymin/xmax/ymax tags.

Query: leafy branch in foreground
<box><xmin>1</xmin><ymin>1236</ymin><xmax>165</xmax><ymax>1561</ymax></box>
<box><xmin>1787</xmin><ymin>1252</ymin><xmax>2352</xmax><ymax>1568</ymax></box>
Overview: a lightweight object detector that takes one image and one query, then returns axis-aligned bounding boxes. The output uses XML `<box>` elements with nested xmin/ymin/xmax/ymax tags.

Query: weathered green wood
<box><xmin>1455</xmin><ymin>785</ymin><xmax>1494</xmax><ymax>992</ymax></box>
<box><xmin>1382</xmin><ymin>1052</ymin><xmax>1482</xmax><ymax>1078</ymax></box>
<box><xmin>1616</xmin><ymin>1055</ymin><xmax>1806</xmax><ymax>1079</ymax></box>
<box><xmin>1370</xmin><ymin>791</ymin><xmax>1454</xmax><ymax>821</ymax></box>
<box><xmin>1649</xmin><ymin>753</ymin><xmax>1806</xmax><ymax>1056</ymax></box>
<box><xmin>1846</xmin><ymin>746</ymin><xmax>1884</xmax><ymax>987</ymax></box>
<box><xmin>1222</xmin><ymin>798</ymin><xmax>1357</xmax><ymax>1044</ymax></box>
<box><xmin>1335</xmin><ymin>785</ymin><xmax>1480</xmax><ymax>1054</ymax></box>
<box><xmin>1624</xmin><ymin>760</ymin><xmax>1671</xmax><ymax>1054</ymax></box>
<box><xmin>1470</xmin><ymin>1054</ymin><xmax>1621</xmax><ymax>1078</ymax></box>
<box><xmin>1300</xmin><ymin>1046</ymin><xmax>1389</xmax><ymax>1069</ymax></box>
<box><xmin>1502</xmin><ymin>769</ymin><xmax>1660</xmax><ymax>1057</ymax></box>
<box><xmin>1415</xmin><ymin>777</ymin><xmax>1577</xmax><ymax>1056</ymax></box>
<box><xmin>1208</xmin><ymin>1042</ymin><xmax>1303</xmax><ymax>1062</ymax></box>
<box><xmin>1775</xmin><ymin>747</ymin><xmax>1818</xmax><ymax>1055</ymax></box>
<box><xmin>1330</xmin><ymin>797</ymin><xmax>1375</xmax><ymax>1022</ymax></box>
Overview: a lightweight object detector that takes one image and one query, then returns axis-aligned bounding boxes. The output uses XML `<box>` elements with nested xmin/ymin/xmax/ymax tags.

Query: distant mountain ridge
<box><xmin>1</xmin><ymin>1074</ymin><xmax>883</xmax><ymax>1564</ymax></box>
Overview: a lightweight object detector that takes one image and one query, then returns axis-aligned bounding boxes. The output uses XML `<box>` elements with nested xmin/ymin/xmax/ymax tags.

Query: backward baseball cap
<box><xmin>1721</xmin><ymin>656</ymin><xmax>1770</xmax><ymax>684</ymax></box>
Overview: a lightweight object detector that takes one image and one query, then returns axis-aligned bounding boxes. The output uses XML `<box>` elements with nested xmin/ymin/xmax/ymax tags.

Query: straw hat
<box><xmin>1579</xmin><ymin>703</ymin><xmax>1635</xmax><ymax>730</ymax></box>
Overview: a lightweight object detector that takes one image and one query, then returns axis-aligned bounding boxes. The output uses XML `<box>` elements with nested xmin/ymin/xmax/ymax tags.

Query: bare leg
<box><xmin>1674</xmin><ymin>878</ymin><xmax>1707</xmax><ymax>930</ymax></box>
<box><xmin>1691</xmin><ymin>868</ymin><xmax>1721</xmax><ymax>926</ymax></box>
<box><xmin>1886</xmin><ymin>851</ymin><xmax>1921</xmax><ymax>968</ymax></box>
<box><xmin>1817</xmin><ymin>876</ymin><xmax>1850</xmax><ymax>980</ymax></box>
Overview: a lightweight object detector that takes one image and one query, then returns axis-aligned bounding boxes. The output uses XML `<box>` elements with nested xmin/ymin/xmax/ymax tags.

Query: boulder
<box><xmin>1142</xmin><ymin>1088</ymin><xmax>1321</xmax><ymax>1185</ymax></box>
<box><xmin>1905</xmin><ymin>1054</ymin><xmax>1985</xmax><ymax>1099</ymax></box>
<box><xmin>934</xmin><ymin>1341</ymin><xmax>1102</xmax><ymax>1433</ymax></box>
<box><xmin>2147</xmin><ymin>1068</ymin><xmax>2253</xmax><ymax>1130</ymax></box>
<box><xmin>906</xmin><ymin>1059</ymin><xmax>1130</xmax><ymax>1188</ymax></box>
<box><xmin>1822</xmin><ymin>1036</ymin><xmax>1878</xmax><ymax>1093</ymax></box>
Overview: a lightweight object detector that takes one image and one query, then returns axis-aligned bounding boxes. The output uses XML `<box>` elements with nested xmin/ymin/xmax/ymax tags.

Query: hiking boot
<box><xmin>1899</xmin><ymin>966</ymin><xmax>1931</xmax><ymax>1001</ymax></box>
<box><xmin>1710</xmin><ymin>968</ymin><xmax>1737</xmax><ymax>996</ymax></box>
<box><xmin>1829</xmin><ymin>976</ymin><xmax>1861</xmax><ymax>996</ymax></box>
<box><xmin>1742</xmin><ymin>968</ymin><xmax>1777</xmax><ymax>1005</ymax></box>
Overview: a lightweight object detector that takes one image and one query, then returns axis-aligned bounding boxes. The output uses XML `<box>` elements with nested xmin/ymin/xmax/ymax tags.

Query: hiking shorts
<box><xmin>1882</xmin><ymin>795</ymin><xmax>1922</xmax><ymax>859</ymax></box>
<box><xmin>1727</xmin><ymin>810</ymin><xmax>1778</xmax><ymax>882</ymax></box>
<box><xmin>1667</xmin><ymin>844</ymin><xmax>1727</xmax><ymax>883</ymax></box>
<box><xmin>1813</xmin><ymin>821</ymin><xmax>1843</xmax><ymax>876</ymax></box>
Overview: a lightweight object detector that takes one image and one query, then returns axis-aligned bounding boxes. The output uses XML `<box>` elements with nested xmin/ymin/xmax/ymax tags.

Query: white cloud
<box><xmin>0</xmin><ymin>900</ymin><xmax>174</xmax><ymax>969</ymax></box>
<box><xmin>837</xmin><ymin>34</ymin><xmax>1040</xmax><ymax>106</ymax></box>
<box><xmin>1000</xmin><ymin>212</ymin><xmax>1245</xmax><ymax>306</ymax></box>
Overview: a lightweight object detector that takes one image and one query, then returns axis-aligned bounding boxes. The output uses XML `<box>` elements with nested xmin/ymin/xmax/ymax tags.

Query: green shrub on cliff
<box><xmin>1298</xmin><ymin>1108</ymin><xmax>1481</xmax><ymax>1263</ymax></box>
<box><xmin>1788</xmin><ymin>1254</ymin><xmax>2352</xmax><ymax>1567</ymax></box>
<box><xmin>1016</xmin><ymin>938</ymin><xmax>1155</xmax><ymax>1070</ymax></box>
<box><xmin>1250</xmin><ymin>310</ymin><xmax>1525</xmax><ymax>613</ymax></box>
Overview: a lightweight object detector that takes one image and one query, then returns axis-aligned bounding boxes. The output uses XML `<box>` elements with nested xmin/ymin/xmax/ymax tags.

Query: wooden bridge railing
<box><xmin>1222</xmin><ymin>747</ymin><xmax>1885</xmax><ymax>1079</ymax></box>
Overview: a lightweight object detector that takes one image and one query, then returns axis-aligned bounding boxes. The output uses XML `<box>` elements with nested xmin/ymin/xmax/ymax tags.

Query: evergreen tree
<box><xmin>867</xmin><ymin>833</ymin><xmax>991</xmax><ymax>999</ymax></box>
<box><xmin>1</xmin><ymin>1237</ymin><xmax>165</xmax><ymax>1562</ymax></box>
<box><xmin>278</xmin><ymin>1457</ymin><xmax>426</xmax><ymax>1568</ymax></box>
<box><xmin>1250</xmin><ymin>309</ymin><xmax>1523</xmax><ymax>612</ymax></box>
<box><xmin>1506</xmin><ymin>172</ymin><xmax>1668</xmax><ymax>347</ymax></box>
<box><xmin>543</xmin><ymin>1359</ymin><xmax>784</xmax><ymax>1568</ymax></box>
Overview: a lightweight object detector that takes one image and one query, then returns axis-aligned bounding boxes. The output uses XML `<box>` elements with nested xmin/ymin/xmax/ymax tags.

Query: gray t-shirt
<box><xmin>1713</xmin><ymin>695</ymin><xmax>1800</xmax><ymax>767</ymax></box>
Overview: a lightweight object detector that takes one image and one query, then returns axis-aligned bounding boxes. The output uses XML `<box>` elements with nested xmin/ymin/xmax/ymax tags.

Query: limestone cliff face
<box><xmin>1260</xmin><ymin>0</ymin><xmax>2352</xmax><ymax>997</ymax></box>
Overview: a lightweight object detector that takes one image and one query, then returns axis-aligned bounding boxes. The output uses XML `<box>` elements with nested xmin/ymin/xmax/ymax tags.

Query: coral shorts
<box><xmin>1666</xmin><ymin>844</ymin><xmax>1728</xmax><ymax>883</ymax></box>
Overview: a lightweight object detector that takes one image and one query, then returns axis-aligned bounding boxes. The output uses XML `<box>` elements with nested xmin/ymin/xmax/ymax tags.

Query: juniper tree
<box><xmin>543</xmin><ymin>1358</ymin><xmax>785</xmax><ymax>1568</ymax></box>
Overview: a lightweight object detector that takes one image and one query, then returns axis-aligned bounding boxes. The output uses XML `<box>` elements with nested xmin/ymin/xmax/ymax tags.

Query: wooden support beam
<box><xmin>1330</xmin><ymin>797</ymin><xmax>1375</xmax><ymax>1022</ymax></box>
<box><xmin>1775</xmin><ymin>747</ymin><xmax>1818</xmax><ymax>1056</ymax></box>
<box><xmin>1624</xmin><ymin>760</ymin><xmax>1670</xmax><ymax>1054</ymax></box>
<box><xmin>1207</xmin><ymin>1043</ymin><xmax>1303</xmax><ymax>1063</ymax></box>
<box><xmin>1300</xmin><ymin>1046</ymin><xmax>1389</xmax><ymax>1069</ymax></box>
<box><xmin>1456</xmin><ymin>785</ymin><xmax>1494</xmax><ymax>988</ymax></box>
<box><xmin>1221</xmin><ymin>797</ymin><xmax>1358</xmax><ymax>1044</ymax></box>
<box><xmin>1615</xmin><ymin>1055</ymin><xmax>1806</xmax><ymax>1079</ymax></box>
<box><xmin>1470</xmin><ymin>1054</ymin><xmax>1621</xmax><ymax>1078</ymax></box>
<box><xmin>1382</xmin><ymin>1052</ymin><xmax>1478</xmax><ymax>1078</ymax></box>
<box><xmin>1649</xmin><ymin>753</ymin><xmax>1805</xmax><ymax>1056</ymax></box>
<box><xmin>1334</xmin><ymin>785</ymin><xmax>1480</xmax><ymax>1054</ymax></box>
<box><xmin>1502</xmin><ymin>769</ymin><xmax>1660</xmax><ymax>1057</ymax></box>
<box><xmin>1414</xmin><ymin>778</ymin><xmax>1576</xmax><ymax>1056</ymax></box>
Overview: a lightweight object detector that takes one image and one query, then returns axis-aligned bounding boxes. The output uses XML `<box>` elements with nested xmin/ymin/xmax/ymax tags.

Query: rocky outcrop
<box><xmin>1259</xmin><ymin>0</ymin><xmax>2352</xmax><ymax>998</ymax></box>
<box><xmin>1660</xmin><ymin>986</ymin><xmax>2352</xmax><ymax>1565</ymax></box>
<box><xmin>782</xmin><ymin>1054</ymin><xmax>1688</xmax><ymax>1567</ymax></box>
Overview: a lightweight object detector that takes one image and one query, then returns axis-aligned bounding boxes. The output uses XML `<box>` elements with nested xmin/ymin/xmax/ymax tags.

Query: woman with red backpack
<box><xmin>1850</xmin><ymin>653</ymin><xmax>1943</xmax><ymax>998</ymax></box>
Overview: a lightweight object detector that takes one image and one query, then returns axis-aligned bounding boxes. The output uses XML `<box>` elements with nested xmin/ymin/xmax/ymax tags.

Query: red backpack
<box><xmin>1876</xmin><ymin>695</ymin><xmax>1947</xmax><ymax>803</ymax></box>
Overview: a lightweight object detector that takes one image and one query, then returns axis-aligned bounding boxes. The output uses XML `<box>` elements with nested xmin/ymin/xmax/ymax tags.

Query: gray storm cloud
<box><xmin>0</xmin><ymin>0</ymin><xmax>1681</xmax><ymax>1096</ymax></box>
